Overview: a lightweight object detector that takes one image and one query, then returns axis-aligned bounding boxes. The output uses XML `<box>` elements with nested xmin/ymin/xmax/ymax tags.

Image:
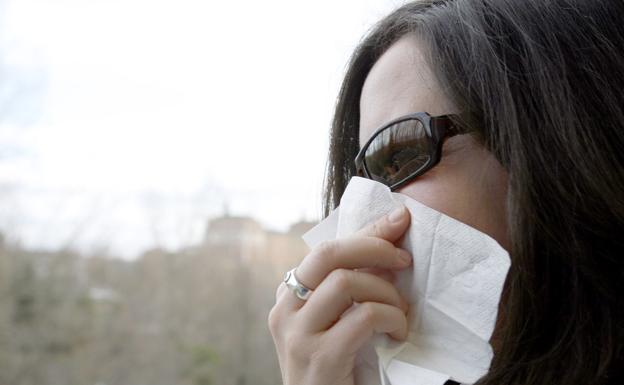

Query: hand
<box><xmin>268</xmin><ymin>206</ymin><xmax>412</xmax><ymax>385</ymax></box>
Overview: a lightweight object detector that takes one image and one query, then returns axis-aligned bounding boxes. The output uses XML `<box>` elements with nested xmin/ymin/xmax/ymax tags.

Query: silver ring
<box><xmin>283</xmin><ymin>268</ymin><xmax>314</xmax><ymax>301</ymax></box>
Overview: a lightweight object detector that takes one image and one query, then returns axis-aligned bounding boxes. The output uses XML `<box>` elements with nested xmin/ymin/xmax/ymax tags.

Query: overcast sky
<box><xmin>0</xmin><ymin>0</ymin><xmax>408</xmax><ymax>258</ymax></box>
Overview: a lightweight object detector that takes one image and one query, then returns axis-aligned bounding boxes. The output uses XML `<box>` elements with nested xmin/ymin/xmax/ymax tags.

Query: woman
<box><xmin>268</xmin><ymin>1</ymin><xmax>624</xmax><ymax>384</ymax></box>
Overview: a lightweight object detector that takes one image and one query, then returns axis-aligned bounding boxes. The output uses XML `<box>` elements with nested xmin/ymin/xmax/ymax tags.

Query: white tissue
<box><xmin>302</xmin><ymin>177</ymin><xmax>510</xmax><ymax>385</ymax></box>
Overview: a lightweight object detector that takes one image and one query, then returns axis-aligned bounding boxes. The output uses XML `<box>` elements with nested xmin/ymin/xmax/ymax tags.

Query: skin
<box><xmin>268</xmin><ymin>34</ymin><xmax>509</xmax><ymax>385</ymax></box>
<box><xmin>360</xmin><ymin>34</ymin><xmax>510</xmax><ymax>251</ymax></box>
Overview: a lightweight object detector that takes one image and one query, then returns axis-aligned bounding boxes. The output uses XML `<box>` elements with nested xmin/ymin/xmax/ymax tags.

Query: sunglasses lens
<box><xmin>364</xmin><ymin>118</ymin><xmax>432</xmax><ymax>186</ymax></box>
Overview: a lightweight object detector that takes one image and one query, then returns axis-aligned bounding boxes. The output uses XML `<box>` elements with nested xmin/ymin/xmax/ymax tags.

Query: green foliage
<box><xmin>0</xmin><ymin>234</ymin><xmax>291</xmax><ymax>385</ymax></box>
<box><xmin>183</xmin><ymin>344</ymin><xmax>220</xmax><ymax>385</ymax></box>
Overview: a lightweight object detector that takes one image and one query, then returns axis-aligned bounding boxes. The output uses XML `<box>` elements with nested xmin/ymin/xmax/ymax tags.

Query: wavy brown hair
<box><xmin>321</xmin><ymin>1</ymin><xmax>624</xmax><ymax>384</ymax></box>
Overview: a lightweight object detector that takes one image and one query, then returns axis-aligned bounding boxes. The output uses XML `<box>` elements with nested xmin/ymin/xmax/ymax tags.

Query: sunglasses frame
<box><xmin>354</xmin><ymin>111</ymin><xmax>466</xmax><ymax>191</ymax></box>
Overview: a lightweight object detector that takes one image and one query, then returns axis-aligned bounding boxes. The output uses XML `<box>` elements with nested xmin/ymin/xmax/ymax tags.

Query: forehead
<box><xmin>359</xmin><ymin>34</ymin><xmax>456</xmax><ymax>147</ymax></box>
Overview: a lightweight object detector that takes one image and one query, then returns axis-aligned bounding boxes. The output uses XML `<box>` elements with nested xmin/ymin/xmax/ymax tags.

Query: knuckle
<box><xmin>372</xmin><ymin>237</ymin><xmax>387</xmax><ymax>253</ymax></box>
<box><xmin>275</xmin><ymin>282</ymin><xmax>285</xmax><ymax>301</ymax></box>
<box><xmin>328</xmin><ymin>268</ymin><xmax>352</xmax><ymax>292</ymax></box>
<box><xmin>316</xmin><ymin>239</ymin><xmax>339</xmax><ymax>261</ymax></box>
<box><xmin>370</xmin><ymin>237</ymin><xmax>390</xmax><ymax>268</ymax></box>
<box><xmin>267</xmin><ymin>306</ymin><xmax>282</xmax><ymax>335</ymax></box>
<box><xmin>359</xmin><ymin>303</ymin><xmax>378</xmax><ymax>329</ymax></box>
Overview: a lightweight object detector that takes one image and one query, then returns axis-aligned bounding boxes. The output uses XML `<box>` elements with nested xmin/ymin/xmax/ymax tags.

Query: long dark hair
<box><xmin>322</xmin><ymin>1</ymin><xmax>624</xmax><ymax>384</ymax></box>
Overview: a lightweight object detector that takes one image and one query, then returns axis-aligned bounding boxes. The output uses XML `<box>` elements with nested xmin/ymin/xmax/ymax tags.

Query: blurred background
<box><xmin>0</xmin><ymin>0</ymin><xmax>407</xmax><ymax>384</ymax></box>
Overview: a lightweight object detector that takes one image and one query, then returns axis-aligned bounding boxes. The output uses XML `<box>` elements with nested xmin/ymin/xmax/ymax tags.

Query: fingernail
<box><xmin>388</xmin><ymin>206</ymin><xmax>406</xmax><ymax>223</ymax></box>
<box><xmin>397</xmin><ymin>249</ymin><xmax>412</xmax><ymax>265</ymax></box>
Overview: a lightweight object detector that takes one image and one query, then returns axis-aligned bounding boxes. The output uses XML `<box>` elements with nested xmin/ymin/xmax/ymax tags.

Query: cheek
<box><xmin>395</xmin><ymin>172</ymin><xmax>470</xmax><ymax>222</ymax></box>
<box><xmin>395</xmin><ymin>158</ymin><xmax>510</xmax><ymax>251</ymax></box>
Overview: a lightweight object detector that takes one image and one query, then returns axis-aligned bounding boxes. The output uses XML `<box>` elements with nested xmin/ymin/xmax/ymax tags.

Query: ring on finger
<box><xmin>283</xmin><ymin>268</ymin><xmax>314</xmax><ymax>301</ymax></box>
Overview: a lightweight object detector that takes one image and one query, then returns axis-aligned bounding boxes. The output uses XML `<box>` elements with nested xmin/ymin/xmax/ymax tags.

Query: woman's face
<box><xmin>359</xmin><ymin>34</ymin><xmax>510</xmax><ymax>251</ymax></box>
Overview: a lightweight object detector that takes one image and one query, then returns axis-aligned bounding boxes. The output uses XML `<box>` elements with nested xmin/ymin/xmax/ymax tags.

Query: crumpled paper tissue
<box><xmin>301</xmin><ymin>177</ymin><xmax>510</xmax><ymax>385</ymax></box>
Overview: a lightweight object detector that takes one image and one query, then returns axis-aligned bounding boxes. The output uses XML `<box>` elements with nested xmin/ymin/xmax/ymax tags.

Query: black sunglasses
<box><xmin>354</xmin><ymin>111</ymin><xmax>468</xmax><ymax>191</ymax></box>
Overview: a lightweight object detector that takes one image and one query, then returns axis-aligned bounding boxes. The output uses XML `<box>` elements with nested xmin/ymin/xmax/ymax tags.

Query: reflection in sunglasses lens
<box><xmin>365</xmin><ymin>119</ymin><xmax>432</xmax><ymax>185</ymax></box>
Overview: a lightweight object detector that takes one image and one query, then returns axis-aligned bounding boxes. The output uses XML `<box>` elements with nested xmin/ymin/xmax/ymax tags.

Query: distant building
<box><xmin>286</xmin><ymin>220</ymin><xmax>317</xmax><ymax>238</ymax></box>
<box><xmin>202</xmin><ymin>214</ymin><xmax>318</xmax><ymax>280</ymax></box>
<box><xmin>205</xmin><ymin>215</ymin><xmax>265</xmax><ymax>245</ymax></box>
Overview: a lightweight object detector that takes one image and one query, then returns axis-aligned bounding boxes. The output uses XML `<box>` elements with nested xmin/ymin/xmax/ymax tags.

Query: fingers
<box><xmin>275</xmin><ymin>281</ymin><xmax>287</xmax><ymax>301</ymax></box>
<box><xmin>295</xmin><ymin>236</ymin><xmax>411</xmax><ymax>292</ymax></box>
<box><xmin>325</xmin><ymin>302</ymin><xmax>408</xmax><ymax>356</ymax></box>
<box><xmin>267</xmin><ymin>206</ymin><xmax>412</xmax><ymax>385</ymax></box>
<box><xmin>297</xmin><ymin>269</ymin><xmax>408</xmax><ymax>332</ymax></box>
<box><xmin>355</xmin><ymin>267</ymin><xmax>396</xmax><ymax>283</ymax></box>
<box><xmin>350</xmin><ymin>205</ymin><xmax>410</xmax><ymax>242</ymax></box>
<box><xmin>276</xmin><ymin>205</ymin><xmax>410</xmax><ymax>313</ymax></box>
<box><xmin>295</xmin><ymin>205</ymin><xmax>410</xmax><ymax>291</ymax></box>
<box><xmin>275</xmin><ymin>278</ymin><xmax>311</xmax><ymax>312</ymax></box>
